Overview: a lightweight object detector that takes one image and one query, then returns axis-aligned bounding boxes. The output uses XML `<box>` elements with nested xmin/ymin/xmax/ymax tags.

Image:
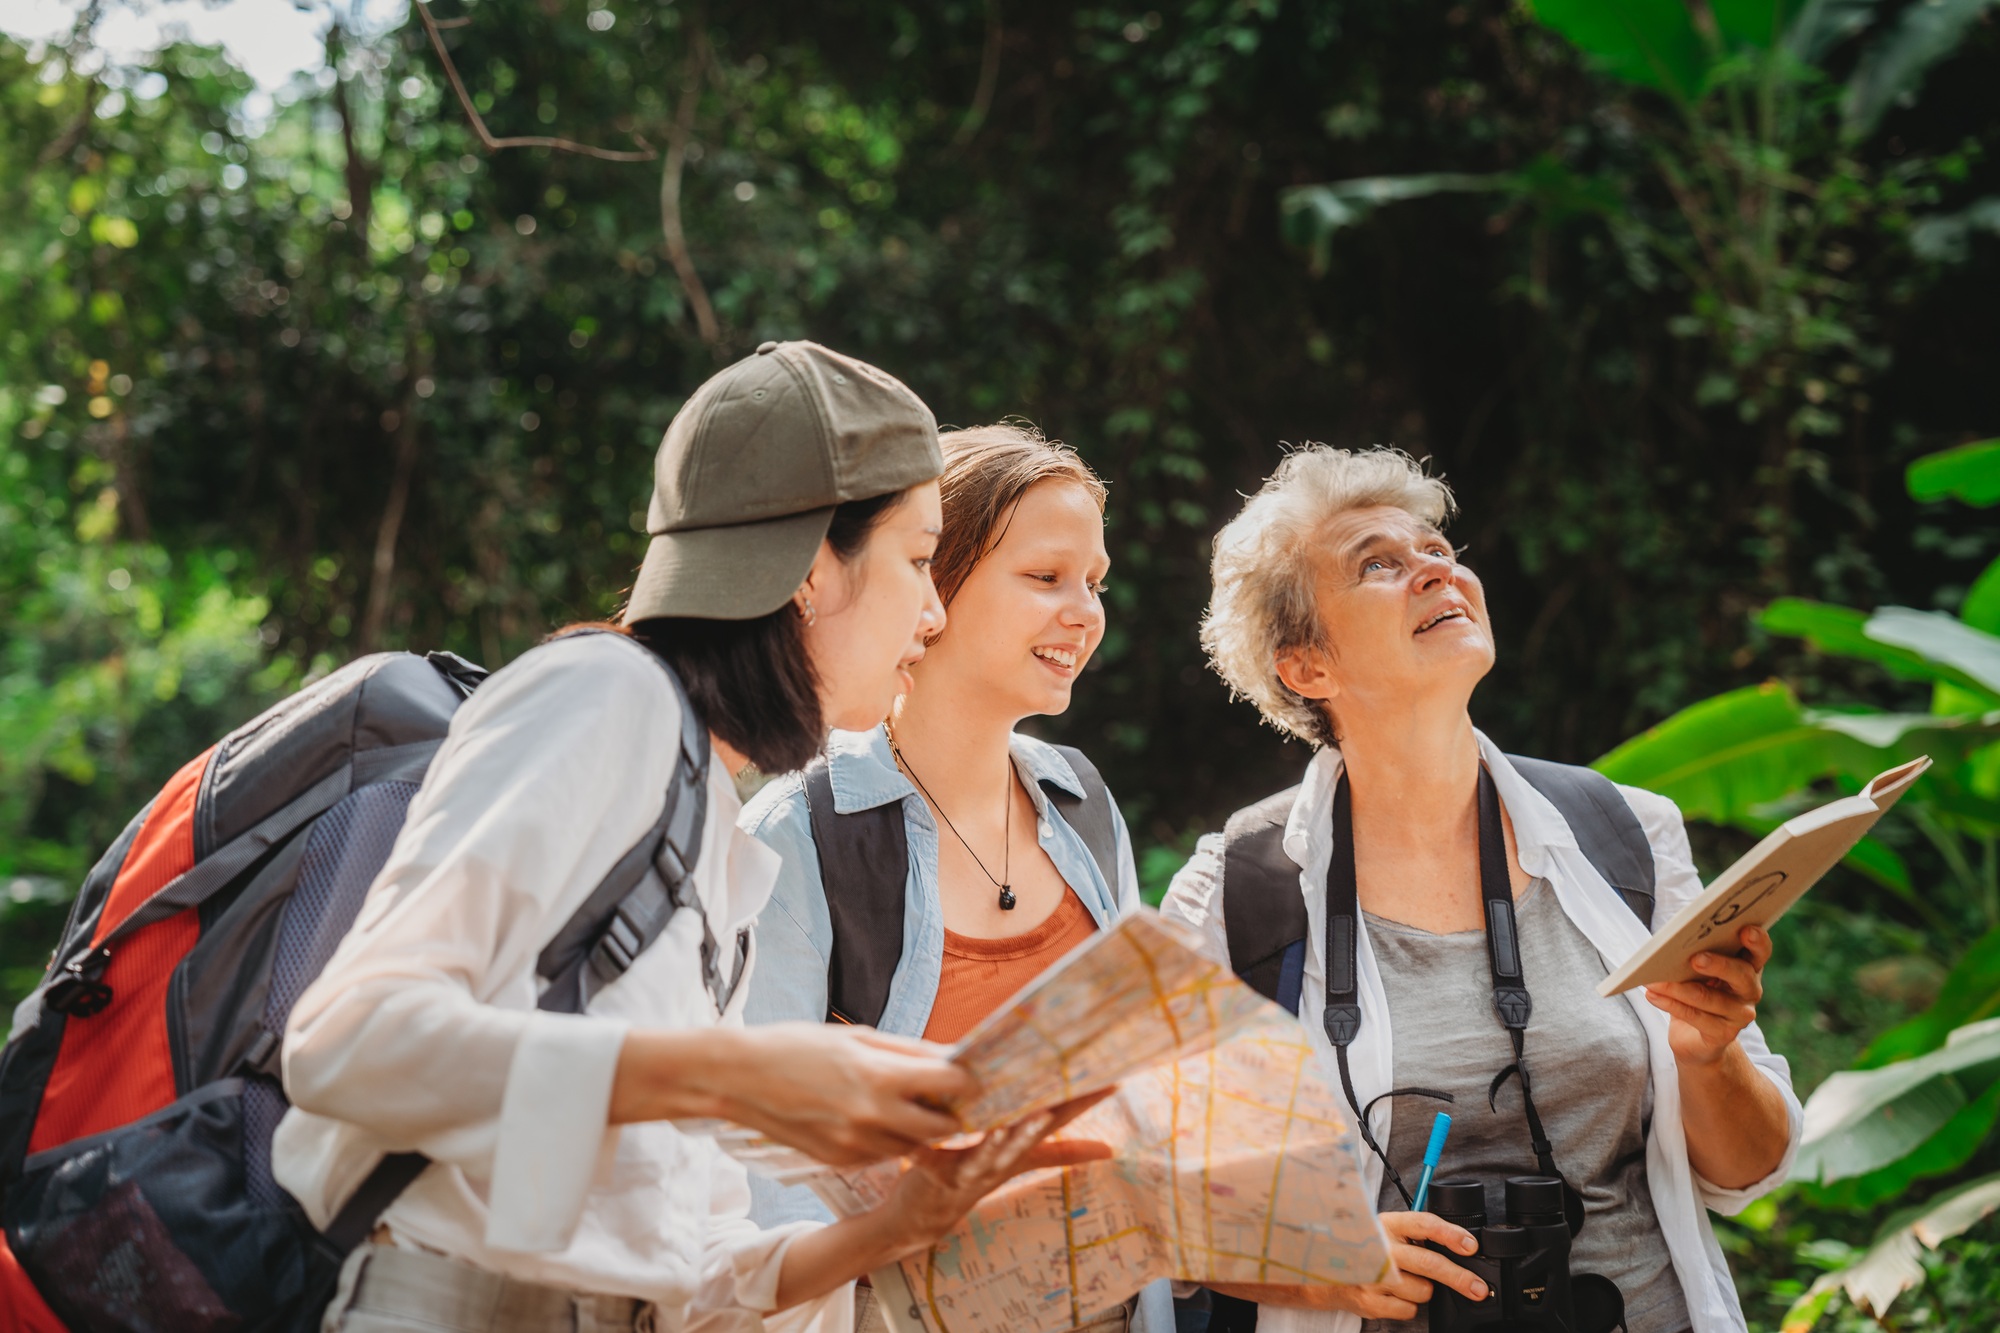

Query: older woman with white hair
<box><xmin>1161</xmin><ymin>447</ymin><xmax>1797</xmax><ymax>1333</ymax></box>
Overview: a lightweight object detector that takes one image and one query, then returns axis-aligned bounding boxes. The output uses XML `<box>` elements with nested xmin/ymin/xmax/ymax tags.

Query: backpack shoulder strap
<box><xmin>1220</xmin><ymin>785</ymin><xmax>1308</xmax><ymax>1013</ymax></box>
<box><xmin>805</xmin><ymin>761</ymin><xmax>909</xmax><ymax>1027</ymax></box>
<box><xmin>535</xmin><ymin>633</ymin><xmax>716</xmax><ymax>1013</ymax></box>
<box><xmin>1506</xmin><ymin>755</ymin><xmax>1656</xmax><ymax>927</ymax></box>
<box><xmin>1045</xmin><ymin>744</ymin><xmax>1119</xmax><ymax>892</ymax></box>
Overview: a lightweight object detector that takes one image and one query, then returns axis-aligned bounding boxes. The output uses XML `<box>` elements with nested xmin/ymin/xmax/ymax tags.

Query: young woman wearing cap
<box><xmin>275</xmin><ymin>347</ymin><xmax>1106</xmax><ymax>1333</ymax></box>
<box><xmin>741</xmin><ymin>424</ymin><xmax>1171</xmax><ymax>1333</ymax></box>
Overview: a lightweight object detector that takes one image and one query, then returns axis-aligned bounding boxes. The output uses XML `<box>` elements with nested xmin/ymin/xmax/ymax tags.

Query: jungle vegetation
<box><xmin>3</xmin><ymin>0</ymin><xmax>1999</xmax><ymax>1325</ymax></box>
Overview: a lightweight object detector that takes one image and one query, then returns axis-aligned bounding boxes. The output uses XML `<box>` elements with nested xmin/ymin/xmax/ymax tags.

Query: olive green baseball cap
<box><xmin>626</xmin><ymin>340</ymin><xmax>943</xmax><ymax>621</ymax></box>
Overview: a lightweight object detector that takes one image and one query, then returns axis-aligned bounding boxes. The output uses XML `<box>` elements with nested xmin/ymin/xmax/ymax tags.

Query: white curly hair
<box><xmin>1200</xmin><ymin>446</ymin><xmax>1456</xmax><ymax>746</ymax></box>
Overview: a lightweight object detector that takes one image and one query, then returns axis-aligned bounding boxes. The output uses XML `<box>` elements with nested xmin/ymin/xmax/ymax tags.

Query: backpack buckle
<box><xmin>45</xmin><ymin>947</ymin><xmax>115</xmax><ymax>1018</ymax></box>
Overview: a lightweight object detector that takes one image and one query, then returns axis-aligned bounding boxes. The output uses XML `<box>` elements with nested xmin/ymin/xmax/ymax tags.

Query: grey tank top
<box><xmin>1356</xmin><ymin>879</ymin><xmax>1692</xmax><ymax>1333</ymax></box>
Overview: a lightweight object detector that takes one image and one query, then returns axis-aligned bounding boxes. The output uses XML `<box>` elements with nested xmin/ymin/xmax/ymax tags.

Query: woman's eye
<box><xmin>1363</xmin><ymin>559</ymin><xmax>1391</xmax><ymax>575</ymax></box>
<box><xmin>914</xmin><ymin>558</ymin><xmax>934</xmax><ymax>572</ymax></box>
<box><xmin>1031</xmin><ymin>573</ymin><xmax>1059</xmax><ymax>584</ymax></box>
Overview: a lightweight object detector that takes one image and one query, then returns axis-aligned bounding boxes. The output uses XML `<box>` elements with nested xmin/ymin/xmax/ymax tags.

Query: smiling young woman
<box><xmin>272</xmin><ymin>349</ymin><xmax>1103</xmax><ymax>1333</ymax></box>
<box><xmin>740</xmin><ymin>423</ymin><xmax>1173</xmax><ymax>1333</ymax></box>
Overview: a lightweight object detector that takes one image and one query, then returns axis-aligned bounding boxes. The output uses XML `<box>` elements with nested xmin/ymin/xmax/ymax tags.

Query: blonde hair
<box><xmin>931</xmin><ymin>422</ymin><xmax>1106</xmax><ymax>609</ymax></box>
<box><xmin>1201</xmin><ymin>446</ymin><xmax>1456</xmax><ymax>745</ymax></box>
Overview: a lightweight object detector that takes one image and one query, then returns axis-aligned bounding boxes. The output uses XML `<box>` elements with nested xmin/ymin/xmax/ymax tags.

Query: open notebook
<box><xmin>1598</xmin><ymin>756</ymin><xmax>1931</xmax><ymax>997</ymax></box>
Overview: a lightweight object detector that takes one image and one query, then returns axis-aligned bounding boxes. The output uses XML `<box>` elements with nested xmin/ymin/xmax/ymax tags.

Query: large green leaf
<box><xmin>1860</xmin><ymin>925</ymin><xmax>2000</xmax><ymax>1068</ymax></box>
<box><xmin>1759</xmin><ymin>598</ymin><xmax>2000</xmax><ymax>702</ymax></box>
<box><xmin>1961</xmin><ymin>556</ymin><xmax>2000</xmax><ymax>636</ymax></box>
<box><xmin>1712</xmin><ymin>0</ymin><xmax>1805</xmax><ymax>48</ymax></box>
<box><xmin>1866</xmin><ymin>608</ymin><xmax>2000</xmax><ymax>699</ymax></box>
<box><xmin>1527</xmin><ymin>0</ymin><xmax>1712</xmax><ymax>102</ymax></box>
<box><xmin>1279</xmin><ymin>174</ymin><xmax>1514</xmax><ymax>269</ymax></box>
<box><xmin>1805</xmin><ymin>1078</ymin><xmax>2000</xmax><ymax>1207</ymax></box>
<box><xmin>1907</xmin><ymin>438</ymin><xmax>2000</xmax><ymax>507</ymax></box>
<box><xmin>1279</xmin><ymin>158</ymin><xmax>1622</xmax><ymax>271</ymax></box>
<box><xmin>1843</xmin><ymin>0</ymin><xmax>1998</xmax><ymax>138</ymax></box>
<box><xmin>1785</xmin><ymin>0</ymin><xmax>1881</xmax><ymax>65</ymax></box>
<box><xmin>1591</xmin><ymin>681</ymin><xmax>1989</xmax><ymax>822</ymax></box>
<box><xmin>1761</xmin><ymin>598</ymin><xmax>1955</xmax><ymax>683</ymax></box>
<box><xmin>1795</xmin><ymin>1017</ymin><xmax>2000</xmax><ymax>1184</ymax></box>
<box><xmin>1782</xmin><ymin>1171</ymin><xmax>2000</xmax><ymax>1328</ymax></box>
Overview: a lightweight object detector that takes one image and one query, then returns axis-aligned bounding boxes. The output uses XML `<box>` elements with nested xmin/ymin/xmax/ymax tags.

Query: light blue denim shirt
<box><xmin>739</xmin><ymin>726</ymin><xmax>1172</xmax><ymax>1333</ymax></box>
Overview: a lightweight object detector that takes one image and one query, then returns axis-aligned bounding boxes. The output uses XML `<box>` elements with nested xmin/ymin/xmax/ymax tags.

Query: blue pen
<box><xmin>1411</xmin><ymin>1112</ymin><xmax>1453</xmax><ymax>1213</ymax></box>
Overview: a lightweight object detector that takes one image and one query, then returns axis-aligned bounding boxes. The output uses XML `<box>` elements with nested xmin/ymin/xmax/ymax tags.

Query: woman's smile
<box><xmin>1032</xmin><ymin>644</ymin><xmax>1080</xmax><ymax>675</ymax></box>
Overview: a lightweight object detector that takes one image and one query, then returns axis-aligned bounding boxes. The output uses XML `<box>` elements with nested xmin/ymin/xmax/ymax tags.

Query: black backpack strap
<box><xmin>805</xmin><ymin>760</ymin><xmax>909</xmax><ymax>1027</ymax></box>
<box><xmin>1219</xmin><ymin>786</ymin><xmax>1307</xmax><ymax>1009</ymax></box>
<box><xmin>535</xmin><ymin>642</ymin><xmax>718</xmax><ymax>1015</ymax></box>
<box><xmin>1507</xmin><ymin>755</ymin><xmax>1656</xmax><ymax>927</ymax></box>
<box><xmin>1043</xmin><ymin>745</ymin><xmax>1120</xmax><ymax>892</ymax></box>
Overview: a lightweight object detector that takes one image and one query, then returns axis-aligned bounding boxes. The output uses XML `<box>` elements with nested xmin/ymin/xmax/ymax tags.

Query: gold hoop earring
<box><xmin>795</xmin><ymin>596</ymin><xmax>817</xmax><ymax>627</ymax></box>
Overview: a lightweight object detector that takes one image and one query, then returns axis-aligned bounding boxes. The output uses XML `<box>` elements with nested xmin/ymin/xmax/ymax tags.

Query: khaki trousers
<box><xmin>324</xmin><ymin>1243</ymin><xmax>655</xmax><ymax>1333</ymax></box>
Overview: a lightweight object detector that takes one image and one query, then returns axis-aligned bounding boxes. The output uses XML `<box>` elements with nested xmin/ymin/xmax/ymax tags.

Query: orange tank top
<box><xmin>921</xmin><ymin>889</ymin><xmax>1099</xmax><ymax>1044</ymax></box>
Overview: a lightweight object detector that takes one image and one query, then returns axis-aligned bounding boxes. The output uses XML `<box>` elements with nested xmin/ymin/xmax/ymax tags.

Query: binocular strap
<box><xmin>1323</xmin><ymin>767</ymin><xmax>1583</xmax><ymax>1231</ymax></box>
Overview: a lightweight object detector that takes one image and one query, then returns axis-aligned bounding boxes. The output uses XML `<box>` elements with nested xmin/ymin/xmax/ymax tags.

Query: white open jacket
<box><xmin>1160</xmin><ymin>736</ymin><xmax>1801</xmax><ymax>1333</ymax></box>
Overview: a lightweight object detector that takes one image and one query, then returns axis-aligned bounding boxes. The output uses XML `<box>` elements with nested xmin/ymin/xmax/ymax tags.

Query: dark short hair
<box><xmin>567</xmin><ymin>489</ymin><xmax>907</xmax><ymax>774</ymax></box>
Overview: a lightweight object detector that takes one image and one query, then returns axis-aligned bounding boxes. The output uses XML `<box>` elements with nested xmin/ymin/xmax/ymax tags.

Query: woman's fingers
<box><xmin>1688</xmin><ymin>950</ymin><xmax>1763</xmax><ymax>1002</ymax></box>
<box><xmin>1389</xmin><ymin>1244</ymin><xmax>1487</xmax><ymax>1302</ymax></box>
<box><xmin>1381</xmin><ymin>1210</ymin><xmax>1478</xmax><ymax>1256</ymax></box>
<box><xmin>1737</xmin><ymin>923</ymin><xmax>1774</xmax><ymax>969</ymax></box>
<box><xmin>1044</xmin><ymin>1087</ymin><xmax>1117</xmax><ymax>1131</ymax></box>
<box><xmin>1374</xmin><ymin>1212</ymin><xmax>1486</xmax><ymax>1303</ymax></box>
<box><xmin>1017</xmin><ymin>1138</ymin><xmax>1113</xmax><ymax>1171</ymax></box>
<box><xmin>848</xmin><ymin>1029</ymin><xmax>959</xmax><ymax>1059</ymax></box>
<box><xmin>1647</xmin><ymin>979</ymin><xmax>1754</xmax><ymax>1028</ymax></box>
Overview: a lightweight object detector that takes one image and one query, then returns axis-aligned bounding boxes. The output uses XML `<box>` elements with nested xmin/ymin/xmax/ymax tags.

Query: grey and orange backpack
<box><xmin>0</xmin><ymin>634</ymin><xmax>716</xmax><ymax>1333</ymax></box>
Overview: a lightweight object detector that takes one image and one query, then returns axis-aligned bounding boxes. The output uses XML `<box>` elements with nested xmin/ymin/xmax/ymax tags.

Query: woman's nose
<box><xmin>1064</xmin><ymin>586</ymin><xmax>1105</xmax><ymax>632</ymax></box>
<box><xmin>1412</xmin><ymin>551</ymin><xmax>1455</xmax><ymax>590</ymax></box>
<box><xmin>920</xmin><ymin>580</ymin><xmax>946</xmax><ymax>637</ymax></box>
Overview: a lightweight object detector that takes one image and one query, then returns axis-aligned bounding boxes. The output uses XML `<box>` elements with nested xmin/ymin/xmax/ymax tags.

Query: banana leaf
<box><xmin>1758</xmin><ymin>598</ymin><xmax>2000</xmax><ymax>703</ymax></box>
<box><xmin>1711</xmin><ymin>0</ymin><xmax>1807</xmax><ymax>48</ymax></box>
<box><xmin>1795</xmin><ymin>1017</ymin><xmax>2000</xmax><ymax>1185</ymax></box>
<box><xmin>1804</xmin><ymin>1078</ymin><xmax>2000</xmax><ymax>1207</ymax></box>
<box><xmin>1866</xmin><ymin>608</ymin><xmax>2000</xmax><ymax>700</ymax></box>
<box><xmin>1785</xmin><ymin>0</ymin><xmax>1881</xmax><ymax>65</ymax></box>
<box><xmin>1526</xmin><ymin>0</ymin><xmax>1711</xmax><ymax>103</ymax></box>
<box><xmin>1782</xmin><ymin>1171</ymin><xmax>2000</xmax><ymax>1329</ymax></box>
<box><xmin>1960</xmin><ymin>555</ymin><xmax>2000</xmax><ymax>635</ymax></box>
<box><xmin>1907</xmin><ymin>438</ymin><xmax>2000</xmax><ymax>507</ymax></box>
<box><xmin>1860</xmin><ymin>926</ymin><xmax>2000</xmax><ymax>1068</ymax></box>
<box><xmin>1843</xmin><ymin>0</ymin><xmax>1999</xmax><ymax>138</ymax></box>
<box><xmin>1591</xmin><ymin>681</ymin><xmax>1998</xmax><ymax>822</ymax></box>
<box><xmin>1279</xmin><ymin>173</ymin><xmax>1514</xmax><ymax>269</ymax></box>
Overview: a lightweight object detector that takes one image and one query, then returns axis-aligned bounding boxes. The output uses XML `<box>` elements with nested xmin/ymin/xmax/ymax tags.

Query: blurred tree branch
<box><xmin>952</xmin><ymin>0</ymin><xmax>1001</xmax><ymax>147</ymax></box>
<box><xmin>325</xmin><ymin>22</ymin><xmax>375</xmax><ymax>235</ymax></box>
<box><xmin>413</xmin><ymin>0</ymin><xmax>655</xmax><ymax>162</ymax></box>
<box><xmin>38</xmin><ymin>0</ymin><xmax>103</xmax><ymax>164</ymax></box>
<box><xmin>660</xmin><ymin>21</ymin><xmax>720</xmax><ymax>350</ymax></box>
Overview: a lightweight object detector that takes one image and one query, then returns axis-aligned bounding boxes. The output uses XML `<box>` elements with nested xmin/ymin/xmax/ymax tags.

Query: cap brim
<box><xmin>625</xmin><ymin>507</ymin><xmax>835</xmax><ymax>622</ymax></box>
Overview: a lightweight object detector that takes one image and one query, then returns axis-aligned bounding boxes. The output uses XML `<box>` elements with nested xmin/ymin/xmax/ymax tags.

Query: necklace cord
<box><xmin>891</xmin><ymin>738</ymin><xmax>1015</xmax><ymax>908</ymax></box>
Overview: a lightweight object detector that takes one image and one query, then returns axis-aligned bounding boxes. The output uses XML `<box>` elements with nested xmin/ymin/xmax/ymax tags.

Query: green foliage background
<box><xmin>4</xmin><ymin>0</ymin><xmax>2000</xmax><ymax>1325</ymax></box>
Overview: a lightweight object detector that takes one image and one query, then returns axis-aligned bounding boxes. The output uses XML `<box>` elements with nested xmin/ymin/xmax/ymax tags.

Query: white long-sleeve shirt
<box><xmin>1161</xmin><ymin>736</ymin><xmax>1801</xmax><ymax>1333</ymax></box>
<box><xmin>274</xmin><ymin>632</ymin><xmax>837</xmax><ymax>1331</ymax></box>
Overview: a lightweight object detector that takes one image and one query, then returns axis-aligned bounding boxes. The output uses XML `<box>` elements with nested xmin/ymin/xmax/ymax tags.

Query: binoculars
<box><xmin>1426</xmin><ymin>1177</ymin><xmax>1625</xmax><ymax>1333</ymax></box>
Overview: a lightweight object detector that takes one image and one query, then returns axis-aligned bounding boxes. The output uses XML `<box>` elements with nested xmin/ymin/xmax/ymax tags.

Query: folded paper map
<box><xmin>720</xmin><ymin>910</ymin><xmax>1390</xmax><ymax>1333</ymax></box>
<box><xmin>1598</xmin><ymin>756</ymin><xmax>1931</xmax><ymax>997</ymax></box>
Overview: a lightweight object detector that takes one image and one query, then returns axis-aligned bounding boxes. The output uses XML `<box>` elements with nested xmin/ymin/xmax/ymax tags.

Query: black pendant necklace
<box><xmin>892</xmin><ymin>736</ymin><xmax>1015</xmax><ymax>910</ymax></box>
